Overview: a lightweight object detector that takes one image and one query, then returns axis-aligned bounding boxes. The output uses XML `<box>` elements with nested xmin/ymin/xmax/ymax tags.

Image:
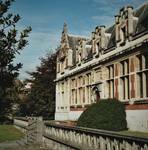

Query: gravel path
<box><xmin>0</xmin><ymin>141</ymin><xmax>50</xmax><ymax>150</ymax></box>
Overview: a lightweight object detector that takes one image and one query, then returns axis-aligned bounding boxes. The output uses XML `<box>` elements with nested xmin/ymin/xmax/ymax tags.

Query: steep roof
<box><xmin>134</xmin><ymin>3</ymin><xmax>148</xmax><ymax>34</ymax></box>
<box><xmin>67</xmin><ymin>34</ymin><xmax>88</xmax><ymax>50</ymax></box>
<box><xmin>105</xmin><ymin>3</ymin><xmax>148</xmax><ymax>49</ymax></box>
<box><xmin>106</xmin><ymin>25</ymin><xmax>116</xmax><ymax>49</ymax></box>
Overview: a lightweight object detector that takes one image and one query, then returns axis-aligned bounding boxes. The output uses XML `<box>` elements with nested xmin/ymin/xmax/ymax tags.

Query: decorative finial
<box><xmin>63</xmin><ymin>22</ymin><xmax>68</xmax><ymax>34</ymax></box>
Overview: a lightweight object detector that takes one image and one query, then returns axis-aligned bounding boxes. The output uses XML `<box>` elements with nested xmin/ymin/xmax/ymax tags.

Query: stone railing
<box><xmin>43</xmin><ymin>123</ymin><xmax>148</xmax><ymax>150</ymax></box>
<box><xmin>14</xmin><ymin>117</ymin><xmax>43</xmax><ymax>145</ymax></box>
<box><xmin>14</xmin><ymin>118</ymin><xmax>148</xmax><ymax>150</ymax></box>
<box><xmin>14</xmin><ymin>117</ymin><xmax>28</xmax><ymax>133</ymax></box>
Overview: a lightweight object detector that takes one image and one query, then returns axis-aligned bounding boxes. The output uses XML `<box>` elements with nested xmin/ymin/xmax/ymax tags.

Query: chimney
<box><xmin>114</xmin><ymin>15</ymin><xmax>120</xmax><ymax>42</ymax></box>
<box><xmin>100</xmin><ymin>25</ymin><xmax>106</xmax><ymax>49</ymax></box>
<box><xmin>92</xmin><ymin>32</ymin><xmax>95</xmax><ymax>39</ymax></box>
<box><xmin>100</xmin><ymin>25</ymin><xmax>105</xmax><ymax>35</ymax></box>
<box><xmin>115</xmin><ymin>15</ymin><xmax>120</xmax><ymax>24</ymax></box>
<box><xmin>95</xmin><ymin>26</ymin><xmax>100</xmax><ymax>34</ymax></box>
<box><xmin>127</xmin><ymin>6</ymin><xmax>134</xmax><ymax>36</ymax></box>
<box><xmin>63</xmin><ymin>22</ymin><xmax>68</xmax><ymax>34</ymax></box>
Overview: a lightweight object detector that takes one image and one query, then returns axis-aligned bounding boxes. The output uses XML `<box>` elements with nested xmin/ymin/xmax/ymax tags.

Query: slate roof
<box><xmin>134</xmin><ymin>3</ymin><xmax>148</xmax><ymax>34</ymax></box>
<box><xmin>67</xmin><ymin>34</ymin><xmax>88</xmax><ymax>50</ymax></box>
<box><xmin>106</xmin><ymin>25</ymin><xmax>116</xmax><ymax>49</ymax></box>
<box><xmin>67</xmin><ymin>34</ymin><xmax>89</xmax><ymax>65</ymax></box>
<box><xmin>105</xmin><ymin>3</ymin><xmax>148</xmax><ymax>49</ymax></box>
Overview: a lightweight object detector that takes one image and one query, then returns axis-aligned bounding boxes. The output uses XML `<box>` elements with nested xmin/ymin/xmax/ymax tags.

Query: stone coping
<box><xmin>45</xmin><ymin>123</ymin><xmax>148</xmax><ymax>145</ymax></box>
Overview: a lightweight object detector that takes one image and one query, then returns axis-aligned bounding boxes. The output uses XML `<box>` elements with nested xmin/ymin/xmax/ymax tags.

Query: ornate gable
<box><xmin>58</xmin><ymin>23</ymin><xmax>69</xmax><ymax>62</ymax></box>
<box><xmin>115</xmin><ymin>6</ymin><xmax>138</xmax><ymax>46</ymax></box>
<box><xmin>92</xmin><ymin>26</ymin><xmax>111</xmax><ymax>57</ymax></box>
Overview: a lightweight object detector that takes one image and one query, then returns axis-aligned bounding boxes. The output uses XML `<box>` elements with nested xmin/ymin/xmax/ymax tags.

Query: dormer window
<box><xmin>120</xmin><ymin>26</ymin><xmax>126</xmax><ymax>46</ymax></box>
<box><xmin>96</xmin><ymin>42</ymin><xmax>99</xmax><ymax>54</ymax></box>
<box><xmin>115</xmin><ymin>6</ymin><xmax>136</xmax><ymax>46</ymax></box>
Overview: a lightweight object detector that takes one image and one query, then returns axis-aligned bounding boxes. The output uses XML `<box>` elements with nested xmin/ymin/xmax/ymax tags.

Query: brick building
<box><xmin>55</xmin><ymin>3</ymin><xmax>148</xmax><ymax>132</ymax></box>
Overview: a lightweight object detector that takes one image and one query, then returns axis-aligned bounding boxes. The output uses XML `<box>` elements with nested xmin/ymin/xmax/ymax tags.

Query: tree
<box><xmin>77</xmin><ymin>99</ymin><xmax>127</xmax><ymax>131</ymax></box>
<box><xmin>0</xmin><ymin>0</ymin><xmax>31</xmax><ymax>122</ymax></box>
<box><xmin>19</xmin><ymin>52</ymin><xmax>56</xmax><ymax>120</ymax></box>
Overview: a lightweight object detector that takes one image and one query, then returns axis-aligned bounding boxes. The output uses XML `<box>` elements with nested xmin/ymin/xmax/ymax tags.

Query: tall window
<box><xmin>71</xmin><ymin>79</ymin><xmax>76</xmax><ymax>105</ymax></box>
<box><xmin>120</xmin><ymin>59</ymin><xmax>129</xmax><ymax>100</ymax></box>
<box><xmin>136</xmin><ymin>54</ymin><xmax>148</xmax><ymax>98</ymax></box>
<box><xmin>57</xmin><ymin>62</ymin><xmax>60</xmax><ymax>73</ymax></box>
<box><xmin>120</xmin><ymin>76</ymin><xmax>129</xmax><ymax>99</ymax></box>
<box><xmin>107</xmin><ymin>65</ymin><xmax>114</xmax><ymax>98</ymax></box>
<box><xmin>61</xmin><ymin>82</ymin><xmax>64</xmax><ymax>105</ymax></box>
<box><xmin>120</xmin><ymin>26</ymin><xmax>126</xmax><ymax>45</ymax></box>
<box><xmin>86</xmin><ymin>73</ymin><xmax>91</xmax><ymax>104</ymax></box>
<box><xmin>96</xmin><ymin>42</ymin><xmax>99</xmax><ymax>55</ymax></box>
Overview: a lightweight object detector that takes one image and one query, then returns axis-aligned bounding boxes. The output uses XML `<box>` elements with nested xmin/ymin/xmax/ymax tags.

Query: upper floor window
<box><xmin>120</xmin><ymin>26</ymin><xmax>126</xmax><ymax>45</ymax></box>
<box><xmin>120</xmin><ymin>59</ymin><xmax>129</xmax><ymax>75</ymax></box>
<box><xmin>107</xmin><ymin>65</ymin><xmax>114</xmax><ymax>79</ymax></box>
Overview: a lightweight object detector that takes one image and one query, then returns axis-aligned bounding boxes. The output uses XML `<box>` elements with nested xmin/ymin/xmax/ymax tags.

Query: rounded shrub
<box><xmin>77</xmin><ymin>99</ymin><xmax>127</xmax><ymax>131</ymax></box>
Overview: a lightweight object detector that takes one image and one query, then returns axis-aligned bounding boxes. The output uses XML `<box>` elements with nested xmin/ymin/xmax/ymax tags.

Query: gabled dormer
<box><xmin>57</xmin><ymin>23</ymin><xmax>70</xmax><ymax>74</ymax></box>
<box><xmin>76</xmin><ymin>38</ymin><xmax>92</xmax><ymax>65</ymax></box>
<box><xmin>92</xmin><ymin>26</ymin><xmax>111</xmax><ymax>57</ymax></box>
<box><xmin>58</xmin><ymin>23</ymin><xmax>69</xmax><ymax>61</ymax></box>
<box><xmin>76</xmin><ymin>39</ymin><xmax>83</xmax><ymax>65</ymax></box>
<box><xmin>115</xmin><ymin>6</ymin><xmax>138</xmax><ymax>46</ymax></box>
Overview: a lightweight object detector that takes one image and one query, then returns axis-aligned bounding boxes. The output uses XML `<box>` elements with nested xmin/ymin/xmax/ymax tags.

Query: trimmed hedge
<box><xmin>77</xmin><ymin>99</ymin><xmax>127</xmax><ymax>131</ymax></box>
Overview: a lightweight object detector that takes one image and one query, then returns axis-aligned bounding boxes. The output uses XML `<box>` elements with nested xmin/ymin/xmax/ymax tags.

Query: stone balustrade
<box><xmin>14</xmin><ymin>117</ymin><xmax>28</xmax><ymax>133</ymax></box>
<box><xmin>13</xmin><ymin>117</ymin><xmax>148</xmax><ymax>150</ymax></box>
<box><xmin>43</xmin><ymin>123</ymin><xmax>148</xmax><ymax>150</ymax></box>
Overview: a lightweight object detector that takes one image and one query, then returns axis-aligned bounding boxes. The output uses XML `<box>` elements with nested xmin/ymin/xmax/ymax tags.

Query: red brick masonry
<box><xmin>126</xmin><ymin>104</ymin><xmax>148</xmax><ymax>110</ymax></box>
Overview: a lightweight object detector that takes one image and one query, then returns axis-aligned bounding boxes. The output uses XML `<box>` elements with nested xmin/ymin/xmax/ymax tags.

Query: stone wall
<box><xmin>43</xmin><ymin>123</ymin><xmax>148</xmax><ymax>150</ymax></box>
<box><xmin>14</xmin><ymin>117</ymin><xmax>148</xmax><ymax>150</ymax></box>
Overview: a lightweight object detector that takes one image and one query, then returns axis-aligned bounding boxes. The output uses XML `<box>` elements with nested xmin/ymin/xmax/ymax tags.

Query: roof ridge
<box><xmin>68</xmin><ymin>33</ymin><xmax>89</xmax><ymax>39</ymax></box>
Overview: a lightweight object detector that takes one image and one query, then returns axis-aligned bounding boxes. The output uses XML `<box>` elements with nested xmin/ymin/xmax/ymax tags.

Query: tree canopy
<box><xmin>19</xmin><ymin>52</ymin><xmax>57</xmax><ymax>120</ymax></box>
<box><xmin>0</xmin><ymin>0</ymin><xmax>31</xmax><ymax>122</ymax></box>
<box><xmin>77</xmin><ymin>99</ymin><xmax>127</xmax><ymax>131</ymax></box>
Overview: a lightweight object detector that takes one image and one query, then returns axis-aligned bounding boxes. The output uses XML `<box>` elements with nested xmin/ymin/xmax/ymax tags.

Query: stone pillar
<box><xmin>115</xmin><ymin>15</ymin><xmax>120</xmax><ymax>43</ymax></box>
<box><xmin>127</xmin><ymin>6</ymin><xmax>134</xmax><ymax>37</ymax></box>
<box><xmin>100</xmin><ymin>25</ymin><xmax>106</xmax><ymax>49</ymax></box>
<box><xmin>36</xmin><ymin>117</ymin><xmax>44</xmax><ymax>144</ymax></box>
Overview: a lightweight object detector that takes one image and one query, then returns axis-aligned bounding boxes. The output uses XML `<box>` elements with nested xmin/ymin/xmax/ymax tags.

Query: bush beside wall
<box><xmin>77</xmin><ymin>99</ymin><xmax>127</xmax><ymax>131</ymax></box>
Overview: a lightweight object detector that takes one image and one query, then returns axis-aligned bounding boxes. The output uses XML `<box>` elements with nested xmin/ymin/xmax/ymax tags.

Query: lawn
<box><xmin>0</xmin><ymin>125</ymin><xmax>24</xmax><ymax>143</ymax></box>
<box><xmin>118</xmin><ymin>130</ymin><xmax>148</xmax><ymax>139</ymax></box>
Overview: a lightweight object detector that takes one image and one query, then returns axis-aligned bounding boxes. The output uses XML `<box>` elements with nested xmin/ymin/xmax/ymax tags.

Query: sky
<box><xmin>11</xmin><ymin>0</ymin><xmax>147</xmax><ymax>80</ymax></box>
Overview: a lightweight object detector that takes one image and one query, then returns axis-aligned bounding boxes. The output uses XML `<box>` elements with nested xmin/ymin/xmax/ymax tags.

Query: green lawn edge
<box><xmin>117</xmin><ymin>130</ymin><xmax>148</xmax><ymax>139</ymax></box>
<box><xmin>0</xmin><ymin>125</ymin><xmax>24</xmax><ymax>143</ymax></box>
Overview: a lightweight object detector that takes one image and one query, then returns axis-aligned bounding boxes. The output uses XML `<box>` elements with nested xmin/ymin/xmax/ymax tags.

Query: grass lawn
<box><xmin>0</xmin><ymin>125</ymin><xmax>24</xmax><ymax>143</ymax></box>
<box><xmin>118</xmin><ymin>130</ymin><xmax>148</xmax><ymax>139</ymax></box>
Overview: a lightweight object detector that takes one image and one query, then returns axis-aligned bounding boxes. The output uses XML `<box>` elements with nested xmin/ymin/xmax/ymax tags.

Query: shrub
<box><xmin>77</xmin><ymin>99</ymin><xmax>127</xmax><ymax>131</ymax></box>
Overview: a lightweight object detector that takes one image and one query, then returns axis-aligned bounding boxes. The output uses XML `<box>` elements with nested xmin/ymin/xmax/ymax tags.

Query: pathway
<box><xmin>0</xmin><ymin>141</ymin><xmax>50</xmax><ymax>150</ymax></box>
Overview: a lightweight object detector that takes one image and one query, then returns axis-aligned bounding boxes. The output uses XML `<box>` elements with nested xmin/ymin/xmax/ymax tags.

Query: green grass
<box><xmin>118</xmin><ymin>130</ymin><xmax>148</xmax><ymax>139</ymax></box>
<box><xmin>0</xmin><ymin>125</ymin><xmax>24</xmax><ymax>143</ymax></box>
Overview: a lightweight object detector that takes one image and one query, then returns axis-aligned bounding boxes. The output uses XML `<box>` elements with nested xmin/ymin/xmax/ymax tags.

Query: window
<box><xmin>71</xmin><ymin>79</ymin><xmax>77</xmax><ymax>105</ymax></box>
<box><xmin>57</xmin><ymin>63</ymin><xmax>60</xmax><ymax>73</ymax></box>
<box><xmin>94</xmin><ymin>69</ymin><xmax>102</xmax><ymax>82</ymax></box>
<box><xmin>137</xmin><ymin>73</ymin><xmax>143</xmax><ymax>98</ymax></box>
<box><xmin>108</xmin><ymin>80</ymin><xmax>114</xmax><ymax>98</ymax></box>
<box><xmin>136</xmin><ymin>54</ymin><xmax>148</xmax><ymax>98</ymax></box>
<box><xmin>96</xmin><ymin>42</ymin><xmax>99</xmax><ymax>55</ymax></box>
<box><xmin>137</xmin><ymin>55</ymin><xmax>142</xmax><ymax>71</ymax></box>
<box><xmin>120</xmin><ymin>26</ymin><xmax>126</xmax><ymax>45</ymax></box>
<box><xmin>107</xmin><ymin>65</ymin><xmax>114</xmax><ymax>98</ymax></box>
<box><xmin>120</xmin><ymin>59</ymin><xmax>129</xmax><ymax>75</ymax></box>
<box><xmin>121</xmin><ymin>76</ymin><xmax>129</xmax><ymax>100</ymax></box>
<box><xmin>119</xmin><ymin>59</ymin><xmax>130</xmax><ymax>100</ymax></box>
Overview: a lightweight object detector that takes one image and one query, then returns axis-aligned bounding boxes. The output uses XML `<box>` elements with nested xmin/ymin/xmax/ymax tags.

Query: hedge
<box><xmin>77</xmin><ymin>99</ymin><xmax>127</xmax><ymax>131</ymax></box>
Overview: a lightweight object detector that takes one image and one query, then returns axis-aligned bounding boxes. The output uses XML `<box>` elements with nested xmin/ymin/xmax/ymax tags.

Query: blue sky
<box><xmin>11</xmin><ymin>0</ymin><xmax>147</xmax><ymax>80</ymax></box>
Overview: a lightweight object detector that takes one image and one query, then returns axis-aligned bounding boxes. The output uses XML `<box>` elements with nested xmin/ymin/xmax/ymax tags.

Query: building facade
<box><xmin>55</xmin><ymin>4</ymin><xmax>148</xmax><ymax>132</ymax></box>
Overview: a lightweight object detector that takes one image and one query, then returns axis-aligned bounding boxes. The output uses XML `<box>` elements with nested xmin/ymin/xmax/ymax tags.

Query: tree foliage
<box><xmin>77</xmin><ymin>99</ymin><xmax>127</xmax><ymax>131</ymax></box>
<box><xmin>0</xmin><ymin>0</ymin><xmax>31</xmax><ymax>122</ymax></box>
<box><xmin>19</xmin><ymin>52</ymin><xmax>56</xmax><ymax>120</ymax></box>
